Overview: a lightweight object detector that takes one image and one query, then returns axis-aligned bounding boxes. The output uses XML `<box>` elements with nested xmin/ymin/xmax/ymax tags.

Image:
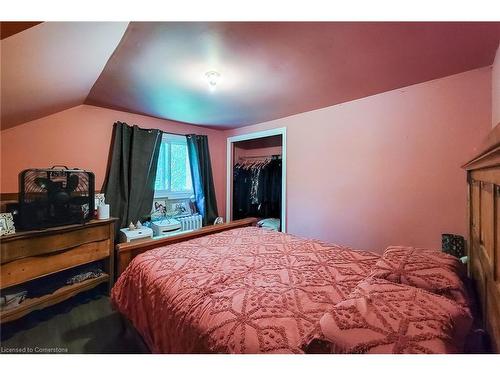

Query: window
<box><xmin>154</xmin><ymin>134</ymin><xmax>193</xmax><ymax>199</ymax></box>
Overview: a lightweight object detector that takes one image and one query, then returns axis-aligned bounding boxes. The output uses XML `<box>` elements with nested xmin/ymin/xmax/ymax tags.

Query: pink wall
<box><xmin>493</xmin><ymin>44</ymin><xmax>500</xmax><ymax>128</ymax></box>
<box><xmin>0</xmin><ymin>104</ymin><xmax>227</xmax><ymax>217</ymax></box>
<box><xmin>1</xmin><ymin>68</ymin><xmax>493</xmax><ymax>253</ymax></box>
<box><xmin>224</xmin><ymin>68</ymin><xmax>492</xmax><ymax>253</ymax></box>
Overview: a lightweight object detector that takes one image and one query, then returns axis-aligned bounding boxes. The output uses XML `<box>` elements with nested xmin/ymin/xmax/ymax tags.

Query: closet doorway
<box><xmin>226</xmin><ymin>128</ymin><xmax>287</xmax><ymax>232</ymax></box>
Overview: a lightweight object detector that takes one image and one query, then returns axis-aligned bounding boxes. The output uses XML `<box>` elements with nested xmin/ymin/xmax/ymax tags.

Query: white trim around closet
<box><xmin>226</xmin><ymin>127</ymin><xmax>287</xmax><ymax>232</ymax></box>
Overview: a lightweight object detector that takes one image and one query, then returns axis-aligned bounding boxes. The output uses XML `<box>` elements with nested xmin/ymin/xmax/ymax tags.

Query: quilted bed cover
<box><xmin>111</xmin><ymin>227</ymin><xmax>380</xmax><ymax>353</ymax></box>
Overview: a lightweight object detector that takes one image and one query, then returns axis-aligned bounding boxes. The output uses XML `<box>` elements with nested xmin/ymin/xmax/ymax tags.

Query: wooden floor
<box><xmin>0</xmin><ymin>288</ymin><xmax>149</xmax><ymax>354</ymax></box>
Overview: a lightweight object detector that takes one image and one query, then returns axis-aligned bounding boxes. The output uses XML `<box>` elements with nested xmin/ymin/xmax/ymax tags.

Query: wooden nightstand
<box><xmin>0</xmin><ymin>218</ymin><xmax>117</xmax><ymax>323</ymax></box>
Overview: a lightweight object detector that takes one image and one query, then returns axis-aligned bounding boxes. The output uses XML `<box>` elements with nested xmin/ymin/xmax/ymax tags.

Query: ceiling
<box><xmin>1</xmin><ymin>22</ymin><xmax>42</xmax><ymax>40</ymax></box>
<box><xmin>2</xmin><ymin>22</ymin><xmax>500</xmax><ymax>130</ymax></box>
<box><xmin>1</xmin><ymin>22</ymin><xmax>129</xmax><ymax>129</ymax></box>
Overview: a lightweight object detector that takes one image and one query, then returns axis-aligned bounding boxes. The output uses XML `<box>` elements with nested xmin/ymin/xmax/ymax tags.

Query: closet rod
<box><xmin>238</xmin><ymin>154</ymin><xmax>281</xmax><ymax>159</ymax></box>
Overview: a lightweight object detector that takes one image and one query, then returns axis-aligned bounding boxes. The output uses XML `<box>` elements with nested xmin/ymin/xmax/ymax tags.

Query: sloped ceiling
<box><xmin>2</xmin><ymin>22</ymin><xmax>500</xmax><ymax>130</ymax></box>
<box><xmin>86</xmin><ymin>22</ymin><xmax>500</xmax><ymax>128</ymax></box>
<box><xmin>1</xmin><ymin>22</ymin><xmax>42</xmax><ymax>40</ymax></box>
<box><xmin>1</xmin><ymin>22</ymin><xmax>129</xmax><ymax>129</ymax></box>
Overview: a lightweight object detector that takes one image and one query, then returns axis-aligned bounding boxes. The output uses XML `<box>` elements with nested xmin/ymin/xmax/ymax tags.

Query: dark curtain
<box><xmin>186</xmin><ymin>134</ymin><xmax>218</xmax><ymax>226</ymax></box>
<box><xmin>102</xmin><ymin>122</ymin><xmax>162</xmax><ymax>230</ymax></box>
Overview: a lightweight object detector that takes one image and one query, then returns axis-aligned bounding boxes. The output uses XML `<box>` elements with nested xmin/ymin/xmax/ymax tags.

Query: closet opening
<box><xmin>226</xmin><ymin>128</ymin><xmax>286</xmax><ymax>232</ymax></box>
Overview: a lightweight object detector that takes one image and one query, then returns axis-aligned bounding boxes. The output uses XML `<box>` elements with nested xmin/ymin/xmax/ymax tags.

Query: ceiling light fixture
<box><xmin>205</xmin><ymin>71</ymin><xmax>221</xmax><ymax>91</ymax></box>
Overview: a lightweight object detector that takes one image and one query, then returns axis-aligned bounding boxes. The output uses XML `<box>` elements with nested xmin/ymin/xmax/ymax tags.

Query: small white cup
<box><xmin>97</xmin><ymin>204</ymin><xmax>110</xmax><ymax>220</ymax></box>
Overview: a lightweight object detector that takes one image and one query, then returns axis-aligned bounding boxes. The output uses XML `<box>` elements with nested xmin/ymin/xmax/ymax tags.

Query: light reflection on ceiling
<box><xmin>85</xmin><ymin>22</ymin><xmax>500</xmax><ymax>129</ymax></box>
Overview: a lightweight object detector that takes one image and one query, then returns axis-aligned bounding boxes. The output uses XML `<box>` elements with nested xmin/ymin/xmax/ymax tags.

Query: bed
<box><xmin>112</xmin><ymin>224</ymin><xmax>380</xmax><ymax>353</ymax></box>
<box><xmin>112</xmin><ymin>219</ymin><xmax>476</xmax><ymax>354</ymax></box>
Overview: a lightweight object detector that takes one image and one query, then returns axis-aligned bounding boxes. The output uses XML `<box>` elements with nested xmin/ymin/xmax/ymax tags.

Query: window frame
<box><xmin>154</xmin><ymin>133</ymin><xmax>194</xmax><ymax>200</ymax></box>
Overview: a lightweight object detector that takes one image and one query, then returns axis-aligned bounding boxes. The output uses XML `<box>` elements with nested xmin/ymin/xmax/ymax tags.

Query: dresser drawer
<box><xmin>1</xmin><ymin>224</ymin><xmax>110</xmax><ymax>264</ymax></box>
<box><xmin>0</xmin><ymin>239</ymin><xmax>111</xmax><ymax>289</ymax></box>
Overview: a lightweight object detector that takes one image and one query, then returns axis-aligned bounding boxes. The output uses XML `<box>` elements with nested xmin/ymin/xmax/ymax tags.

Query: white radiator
<box><xmin>178</xmin><ymin>214</ymin><xmax>203</xmax><ymax>231</ymax></box>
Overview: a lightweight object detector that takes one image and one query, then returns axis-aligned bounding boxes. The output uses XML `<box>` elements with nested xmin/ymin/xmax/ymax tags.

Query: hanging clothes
<box><xmin>233</xmin><ymin>155</ymin><xmax>281</xmax><ymax>221</ymax></box>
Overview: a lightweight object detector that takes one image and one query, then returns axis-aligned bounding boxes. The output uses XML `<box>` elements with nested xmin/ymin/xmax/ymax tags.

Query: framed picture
<box><xmin>0</xmin><ymin>213</ymin><xmax>15</xmax><ymax>236</ymax></box>
<box><xmin>168</xmin><ymin>201</ymin><xmax>192</xmax><ymax>216</ymax></box>
<box><xmin>95</xmin><ymin>193</ymin><xmax>106</xmax><ymax>208</ymax></box>
<box><xmin>151</xmin><ymin>199</ymin><xmax>167</xmax><ymax>220</ymax></box>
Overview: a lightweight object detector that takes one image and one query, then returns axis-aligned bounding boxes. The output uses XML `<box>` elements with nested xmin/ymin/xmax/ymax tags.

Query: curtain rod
<box><xmin>117</xmin><ymin>122</ymin><xmax>190</xmax><ymax>137</ymax></box>
<box><xmin>162</xmin><ymin>131</ymin><xmax>204</xmax><ymax>137</ymax></box>
<box><xmin>161</xmin><ymin>130</ymin><xmax>188</xmax><ymax>136</ymax></box>
<box><xmin>118</xmin><ymin>121</ymin><xmax>208</xmax><ymax>138</ymax></box>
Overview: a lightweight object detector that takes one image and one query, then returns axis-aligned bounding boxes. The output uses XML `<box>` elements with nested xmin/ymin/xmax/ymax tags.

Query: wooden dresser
<box><xmin>0</xmin><ymin>218</ymin><xmax>117</xmax><ymax>323</ymax></box>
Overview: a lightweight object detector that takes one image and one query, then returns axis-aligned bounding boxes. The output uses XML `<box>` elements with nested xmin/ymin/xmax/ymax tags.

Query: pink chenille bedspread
<box><xmin>111</xmin><ymin>227</ymin><xmax>380</xmax><ymax>353</ymax></box>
